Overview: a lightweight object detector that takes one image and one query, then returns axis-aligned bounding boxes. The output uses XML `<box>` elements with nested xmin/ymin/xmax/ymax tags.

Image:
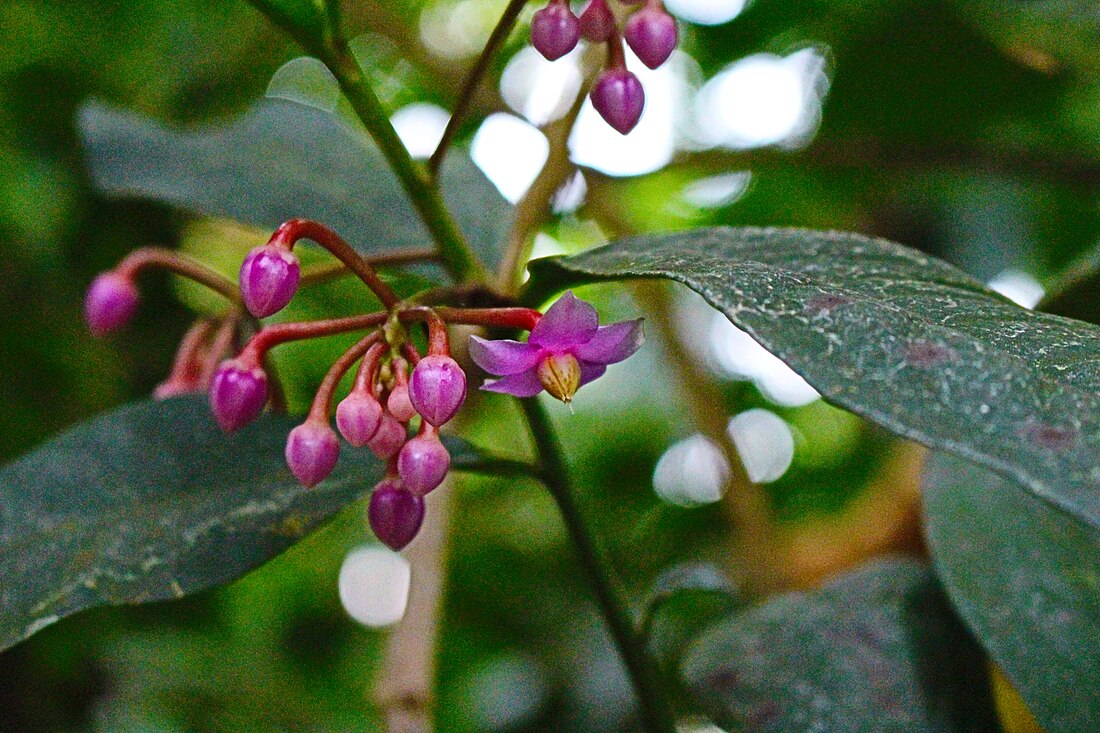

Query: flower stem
<box><xmin>117</xmin><ymin>248</ymin><xmax>240</xmax><ymax>303</ymax></box>
<box><xmin>519</xmin><ymin>398</ymin><xmax>678</xmax><ymax>733</ymax></box>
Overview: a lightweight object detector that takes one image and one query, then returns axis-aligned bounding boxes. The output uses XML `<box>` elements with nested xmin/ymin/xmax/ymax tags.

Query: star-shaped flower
<box><xmin>469</xmin><ymin>291</ymin><xmax>644</xmax><ymax>403</ymax></box>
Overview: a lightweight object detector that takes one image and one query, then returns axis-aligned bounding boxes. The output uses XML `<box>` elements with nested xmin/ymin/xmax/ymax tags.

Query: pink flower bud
<box><xmin>209</xmin><ymin>359</ymin><xmax>268</xmax><ymax>432</ymax></box>
<box><xmin>409</xmin><ymin>355</ymin><xmax>467</xmax><ymax>427</ymax></box>
<box><xmin>285</xmin><ymin>421</ymin><xmax>340</xmax><ymax>488</ymax></box>
<box><xmin>239</xmin><ymin>244</ymin><xmax>300</xmax><ymax>318</ymax></box>
<box><xmin>624</xmin><ymin>6</ymin><xmax>677</xmax><ymax>69</ymax></box>
<box><xmin>590</xmin><ymin>68</ymin><xmax>645</xmax><ymax>135</ymax></box>
<box><xmin>387</xmin><ymin>384</ymin><xmax>418</xmax><ymax>423</ymax></box>
<box><xmin>367</xmin><ymin>412</ymin><xmax>407</xmax><ymax>460</ymax></box>
<box><xmin>397</xmin><ymin>432</ymin><xmax>451</xmax><ymax>496</ymax></box>
<box><xmin>336</xmin><ymin>390</ymin><xmax>384</xmax><ymax>447</ymax></box>
<box><xmin>85</xmin><ymin>272</ymin><xmax>140</xmax><ymax>336</ymax></box>
<box><xmin>579</xmin><ymin>0</ymin><xmax>616</xmax><ymax>42</ymax></box>
<box><xmin>531</xmin><ymin>2</ymin><xmax>580</xmax><ymax>61</ymax></box>
<box><xmin>369</xmin><ymin>479</ymin><xmax>425</xmax><ymax>550</ymax></box>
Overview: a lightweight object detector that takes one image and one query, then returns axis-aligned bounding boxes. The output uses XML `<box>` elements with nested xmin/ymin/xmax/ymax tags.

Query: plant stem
<box><xmin>321</xmin><ymin>44</ymin><xmax>489</xmax><ymax>285</ymax></box>
<box><xmin>519</xmin><ymin>398</ymin><xmax>678</xmax><ymax>733</ymax></box>
<box><xmin>117</xmin><ymin>248</ymin><xmax>240</xmax><ymax>303</ymax></box>
<box><xmin>428</xmin><ymin>0</ymin><xmax>530</xmax><ymax>178</ymax></box>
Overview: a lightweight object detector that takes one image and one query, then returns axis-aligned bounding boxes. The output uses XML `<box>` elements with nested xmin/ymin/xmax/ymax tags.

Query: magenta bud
<box><xmin>591</xmin><ymin>68</ymin><xmax>645</xmax><ymax>135</ymax></box>
<box><xmin>209</xmin><ymin>359</ymin><xmax>268</xmax><ymax>432</ymax></box>
<box><xmin>398</xmin><ymin>433</ymin><xmax>451</xmax><ymax>496</ymax></box>
<box><xmin>286</xmin><ymin>421</ymin><xmax>341</xmax><ymax>488</ymax></box>
<box><xmin>85</xmin><ymin>272</ymin><xmax>140</xmax><ymax>336</ymax></box>
<box><xmin>387</xmin><ymin>384</ymin><xmax>418</xmax><ymax>423</ymax></box>
<box><xmin>579</xmin><ymin>0</ymin><xmax>616</xmax><ymax>42</ymax></box>
<box><xmin>368</xmin><ymin>412</ymin><xmax>407</xmax><ymax>460</ymax></box>
<box><xmin>369</xmin><ymin>479</ymin><xmax>426</xmax><ymax>551</ymax></box>
<box><xmin>531</xmin><ymin>2</ymin><xmax>580</xmax><ymax>61</ymax></box>
<box><xmin>624</xmin><ymin>7</ymin><xmax>677</xmax><ymax>69</ymax></box>
<box><xmin>239</xmin><ymin>244</ymin><xmax>300</xmax><ymax>318</ymax></box>
<box><xmin>409</xmin><ymin>355</ymin><xmax>467</xmax><ymax>427</ymax></box>
<box><xmin>336</xmin><ymin>390</ymin><xmax>384</xmax><ymax>447</ymax></box>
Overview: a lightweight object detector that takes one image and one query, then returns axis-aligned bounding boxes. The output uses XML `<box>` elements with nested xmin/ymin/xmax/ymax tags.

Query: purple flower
<box><xmin>285</xmin><ymin>421</ymin><xmax>340</xmax><ymax>488</ymax></box>
<box><xmin>209</xmin><ymin>359</ymin><xmax>268</xmax><ymax>432</ymax></box>
<box><xmin>590</xmin><ymin>68</ymin><xmax>646</xmax><ymax>135</ymax></box>
<box><xmin>239</xmin><ymin>244</ymin><xmax>300</xmax><ymax>318</ymax></box>
<box><xmin>85</xmin><ymin>272</ymin><xmax>140</xmax><ymax>336</ymax></box>
<box><xmin>469</xmin><ymin>291</ymin><xmax>644</xmax><ymax>403</ymax></box>
<box><xmin>398</xmin><ymin>429</ymin><xmax>451</xmax><ymax>496</ymax></box>
<box><xmin>408</xmin><ymin>354</ymin><xmax>467</xmax><ymax>427</ymax></box>
<box><xmin>369</xmin><ymin>479</ymin><xmax>425</xmax><ymax>550</ymax></box>
<box><xmin>624</xmin><ymin>6</ymin><xmax>678</xmax><ymax>70</ymax></box>
<box><xmin>531</xmin><ymin>1</ymin><xmax>580</xmax><ymax>61</ymax></box>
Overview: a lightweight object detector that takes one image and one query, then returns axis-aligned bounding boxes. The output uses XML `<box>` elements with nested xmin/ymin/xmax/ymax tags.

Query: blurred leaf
<box><xmin>79</xmin><ymin>99</ymin><xmax>510</xmax><ymax>272</ymax></box>
<box><xmin>642</xmin><ymin>562</ymin><xmax>741</xmax><ymax>673</ymax></box>
<box><xmin>246</xmin><ymin>0</ymin><xmax>339</xmax><ymax>55</ymax></box>
<box><xmin>1038</xmin><ymin>240</ymin><xmax>1100</xmax><ymax>324</ymax></box>
<box><xmin>681</xmin><ymin>559</ymin><xmax>998</xmax><ymax>733</ymax></box>
<box><xmin>923</xmin><ymin>453</ymin><xmax>1100</xmax><ymax>733</ymax></box>
<box><xmin>0</xmin><ymin>395</ymin><xmax>488</xmax><ymax>653</ymax></box>
<box><xmin>955</xmin><ymin>0</ymin><xmax>1100</xmax><ymax>73</ymax></box>
<box><xmin>526</xmin><ymin>228</ymin><xmax>1100</xmax><ymax>530</ymax></box>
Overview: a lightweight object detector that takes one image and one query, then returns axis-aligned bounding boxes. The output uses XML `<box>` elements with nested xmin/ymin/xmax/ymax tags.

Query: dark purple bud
<box><xmin>336</xmin><ymin>390</ymin><xmax>383</xmax><ymax>447</ymax></box>
<box><xmin>590</xmin><ymin>68</ymin><xmax>645</xmax><ymax>134</ymax></box>
<box><xmin>624</xmin><ymin>6</ymin><xmax>677</xmax><ymax>69</ymax></box>
<box><xmin>369</xmin><ymin>479</ymin><xmax>425</xmax><ymax>551</ymax></box>
<box><xmin>209</xmin><ymin>359</ymin><xmax>268</xmax><ymax>432</ymax></box>
<box><xmin>285</xmin><ymin>421</ymin><xmax>340</xmax><ymax>488</ymax></box>
<box><xmin>387</xmin><ymin>384</ymin><xmax>418</xmax><ymax>423</ymax></box>
<box><xmin>368</xmin><ymin>412</ymin><xmax>407</xmax><ymax>460</ymax></box>
<box><xmin>85</xmin><ymin>272</ymin><xmax>140</xmax><ymax>336</ymax></box>
<box><xmin>579</xmin><ymin>0</ymin><xmax>616</xmax><ymax>42</ymax></box>
<box><xmin>239</xmin><ymin>244</ymin><xmax>301</xmax><ymax>318</ymax></box>
<box><xmin>409</xmin><ymin>355</ymin><xmax>467</xmax><ymax>427</ymax></box>
<box><xmin>398</xmin><ymin>432</ymin><xmax>451</xmax><ymax>496</ymax></box>
<box><xmin>531</xmin><ymin>2</ymin><xmax>580</xmax><ymax>61</ymax></box>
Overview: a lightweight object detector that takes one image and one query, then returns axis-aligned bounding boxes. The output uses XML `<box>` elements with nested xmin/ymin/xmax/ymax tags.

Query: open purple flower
<box><xmin>469</xmin><ymin>291</ymin><xmax>644</xmax><ymax>403</ymax></box>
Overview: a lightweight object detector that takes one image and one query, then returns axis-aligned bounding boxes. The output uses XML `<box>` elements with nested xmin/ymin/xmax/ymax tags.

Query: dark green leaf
<box><xmin>0</xmin><ymin>395</ymin><xmax>487</xmax><ymax>653</ymax></box>
<box><xmin>526</xmin><ymin>228</ymin><xmax>1100</xmax><ymax>529</ymax></box>
<box><xmin>246</xmin><ymin>0</ymin><xmax>338</xmax><ymax>55</ymax></box>
<box><xmin>642</xmin><ymin>562</ymin><xmax>741</xmax><ymax>673</ymax></box>
<box><xmin>680</xmin><ymin>559</ymin><xmax>998</xmax><ymax>733</ymax></box>
<box><xmin>79</xmin><ymin>99</ymin><xmax>509</xmax><ymax>271</ymax></box>
<box><xmin>924</xmin><ymin>453</ymin><xmax>1100</xmax><ymax>733</ymax></box>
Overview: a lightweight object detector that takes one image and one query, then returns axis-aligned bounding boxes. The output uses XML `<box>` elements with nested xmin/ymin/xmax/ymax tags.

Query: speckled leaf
<box><xmin>79</xmin><ymin>99</ymin><xmax>509</xmax><ymax>271</ymax></box>
<box><xmin>0</xmin><ymin>395</ymin><xmax>487</xmax><ymax>653</ymax></box>
<box><xmin>526</xmin><ymin>228</ymin><xmax>1100</xmax><ymax>529</ymax></box>
<box><xmin>681</xmin><ymin>559</ymin><xmax>998</xmax><ymax>733</ymax></box>
<box><xmin>924</xmin><ymin>453</ymin><xmax>1100</xmax><ymax>733</ymax></box>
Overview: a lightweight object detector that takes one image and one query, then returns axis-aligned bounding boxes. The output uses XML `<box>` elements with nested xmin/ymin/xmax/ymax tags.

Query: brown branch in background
<box><xmin>374</xmin><ymin>482</ymin><xmax>453</xmax><ymax>733</ymax></box>
<box><xmin>299</xmin><ymin>248</ymin><xmax>440</xmax><ymax>288</ymax></box>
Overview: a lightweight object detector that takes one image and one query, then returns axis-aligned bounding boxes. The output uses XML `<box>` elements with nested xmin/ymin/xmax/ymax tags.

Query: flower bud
<box><xmin>336</xmin><ymin>390</ymin><xmax>384</xmax><ymax>447</ymax></box>
<box><xmin>590</xmin><ymin>68</ymin><xmax>645</xmax><ymax>135</ymax></box>
<box><xmin>398</xmin><ymin>432</ymin><xmax>451</xmax><ymax>496</ymax></box>
<box><xmin>579</xmin><ymin>0</ymin><xmax>616</xmax><ymax>41</ymax></box>
<box><xmin>368</xmin><ymin>412</ymin><xmax>407</xmax><ymax>460</ymax></box>
<box><xmin>537</xmin><ymin>352</ymin><xmax>582</xmax><ymax>403</ymax></box>
<box><xmin>387</xmin><ymin>384</ymin><xmax>418</xmax><ymax>423</ymax></box>
<box><xmin>285</xmin><ymin>421</ymin><xmax>340</xmax><ymax>488</ymax></box>
<box><xmin>209</xmin><ymin>359</ymin><xmax>268</xmax><ymax>432</ymax></box>
<box><xmin>531</xmin><ymin>2</ymin><xmax>580</xmax><ymax>61</ymax></box>
<box><xmin>409</xmin><ymin>355</ymin><xmax>467</xmax><ymax>427</ymax></box>
<box><xmin>239</xmin><ymin>244</ymin><xmax>301</xmax><ymax>318</ymax></box>
<box><xmin>85</xmin><ymin>272</ymin><xmax>140</xmax><ymax>336</ymax></box>
<box><xmin>624</xmin><ymin>6</ymin><xmax>677</xmax><ymax>69</ymax></box>
<box><xmin>368</xmin><ymin>479</ymin><xmax>425</xmax><ymax>551</ymax></box>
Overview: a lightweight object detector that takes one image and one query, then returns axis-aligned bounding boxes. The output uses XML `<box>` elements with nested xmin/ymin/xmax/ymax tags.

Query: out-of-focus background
<box><xmin>1</xmin><ymin>0</ymin><xmax>1097</xmax><ymax>730</ymax></box>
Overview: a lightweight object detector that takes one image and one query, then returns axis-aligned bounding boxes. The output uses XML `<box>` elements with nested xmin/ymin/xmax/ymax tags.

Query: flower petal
<box><xmin>579</xmin><ymin>361</ymin><xmax>607</xmax><ymax>387</ymax></box>
<box><xmin>481</xmin><ymin>369</ymin><xmax>545</xmax><ymax>397</ymax></box>
<box><xmin>529</xmin><ymin>291</ymin><xmax>599</xmax><ymax>350</ymax></box>
<box><xmin>573</xmin><ymin>319</ymin><xmax>644</xmax><ymax>365</ymax></box>
<box><xmin>469</xmin><ymin>336</ymin><xmax>544</xmax><ymax>376</ymax></box>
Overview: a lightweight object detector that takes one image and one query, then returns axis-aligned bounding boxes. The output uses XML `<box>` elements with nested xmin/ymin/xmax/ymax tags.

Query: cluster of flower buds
<box><xmin>85</xmin><ymin>219</ymin><xmax>644</xmax><ymax>551</ymax></box>
<box><xmin>531</xmin><ymin>0</ymin><xmax>678</xmax><ymax>134</ymax></box>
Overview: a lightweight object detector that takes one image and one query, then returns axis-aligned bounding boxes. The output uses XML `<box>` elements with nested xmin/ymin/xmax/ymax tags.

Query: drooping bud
<box><xmin>579</xmin><ymin>0</ymin><xmax>616</xmax><ymax>42</ymax></box>
<box><xmin>537</xmin><ymin>352</ymin><xmax>582</xmax><ymax>403</ymax></box>
<box><xmin>285</xmin><ymin>421</ymin><xmax>341</xmax><ymax>488</ymax></box>
<box><xmin>387</xmin><ymin>385</ymin><xmax>417</xmax><ymax>423</ymax></box>
<box><xmin>590</xmin><ymin>68</ymin><xmax>645</xmax><ymax>134</ymax></box>
<box><xmin>409</xmin><ymin>355</ymin><xmax>467</xmax><ymax>427</ymax></box>
<box><xmin>85</xmin><ymin>272</ymin><xmax>140</xmax><ymax>336</ymax></box>
<box><xmin>369</xmin><ymin>479</ymin><xmax>426</xmax><ymax>551</ymax></box>
<box><xmin>398</xmin><ymin>430</ymin><xmax>451</xmax><ymax>496</ymax></box>
<box><xmin>239</xmin><ymin>244</ymin><xmax>301</xmax><ymax>318</ymax></box>
<box><xmin>336</xmin><ymin>390</ymin><xmax>384</xmax><ymax>447</ymax></box>
<box><xmin>367</xmin><ymin>412</ymin><xmax>407</xmax><ymax>460</ymax></box>
<box><xmin>531</xmin><ymin>1</ymin><xmax>580</xmax><ymax>61</ymax></box>
<box><xmin>209</xmin><ymin>359</ymin><xmax>268</xmax><ymax>432</ymax></box>
<box><xmin>624</xmin><ymin>6</ymin><xmax>677</xmax><ymax>69</ymax></box>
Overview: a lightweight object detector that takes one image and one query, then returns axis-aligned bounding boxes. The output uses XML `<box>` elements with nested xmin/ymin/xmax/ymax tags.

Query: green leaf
<box><xmin>681</xmin><ymin>559</ymin><xmax>998</xmax><ymax>733</ymax></box>
<box><xmin>924</xmin><ymin>453</ymin><xmax>1100</xmax><ymax>733</ymax></box>
<box><xmin>0</xmin><ymin>395</ymin><xmax>486</xmax><ymax>653</ymax></box>
<box><xmin>526</xmin><ymin>228</ymin><xmax>1100</xmax><ymax>530</ymax></box>
<box><xmin>78</xmin><ymin>99</ymin><xmax>510</xmax><ymax>271</ymax></box>
<box><xmin>642</xmin><ymin>562</ymin><xmax>741</xmax><ymax>673</ymax></box>
<box><xmin>246</xmin><ymin>0</ymin><xmax>338</xmax><ymax>55</ymax></box>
